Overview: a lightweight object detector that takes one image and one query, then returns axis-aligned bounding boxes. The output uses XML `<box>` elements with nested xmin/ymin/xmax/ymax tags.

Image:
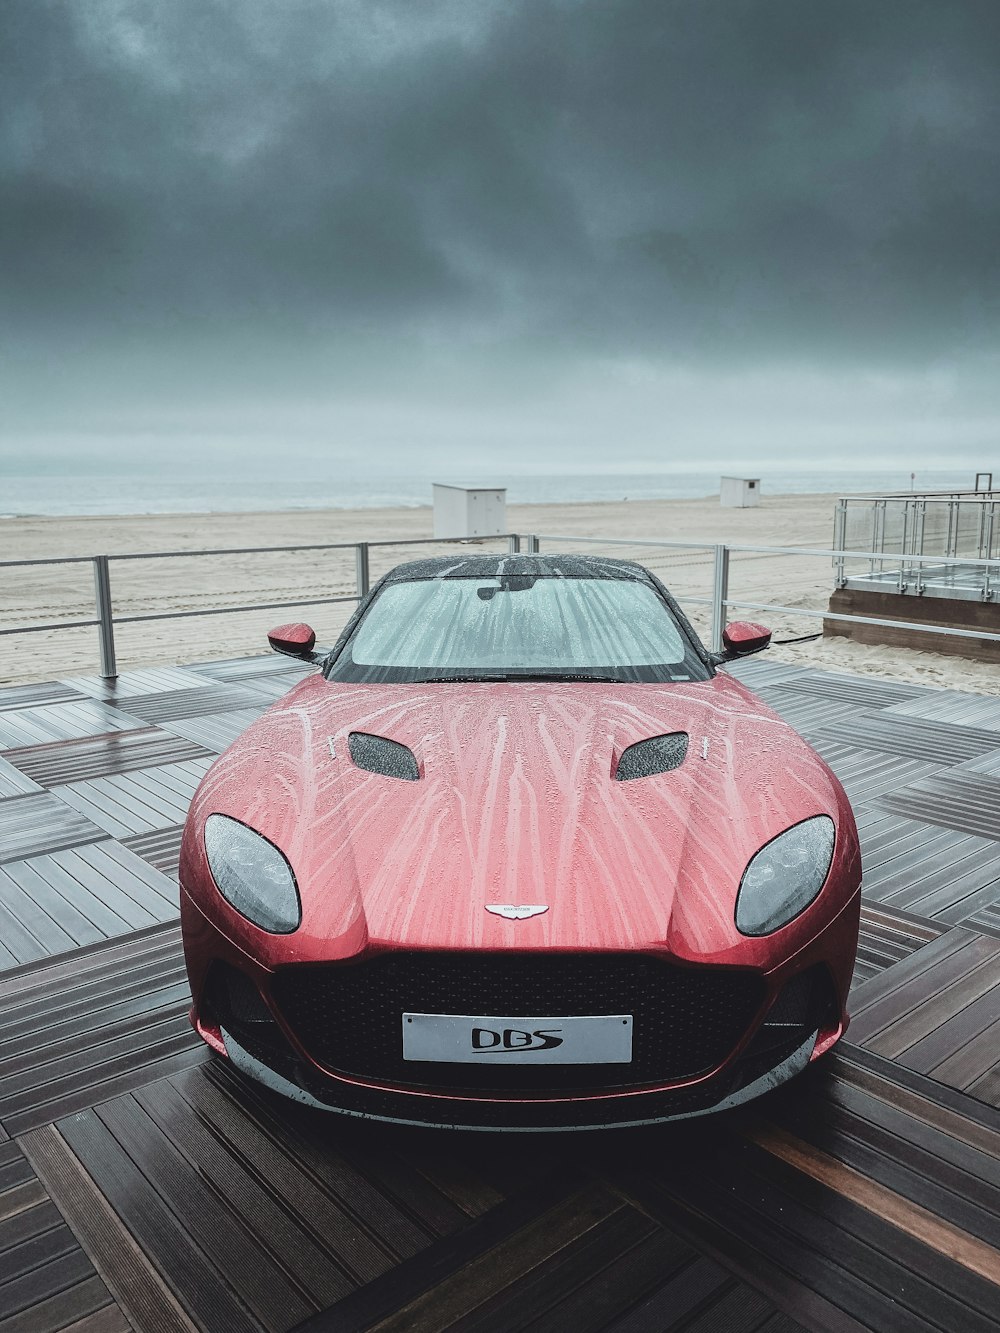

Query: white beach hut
<box><xmin>720</xmin><ymin>477</ymin><xmax>761</xmax><ymax>508</ymax></box>
<box><xmin>432</xmin><ymin>484</ymin><xmax>507</xmax><ymax>538</ymax></box>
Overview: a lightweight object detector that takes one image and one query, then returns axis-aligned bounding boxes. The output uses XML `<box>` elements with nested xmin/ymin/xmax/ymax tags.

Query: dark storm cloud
<box><xmin>2</xmin><ymin>0</ymin><xmax>1000</xmax><ymax>423</ymax></box>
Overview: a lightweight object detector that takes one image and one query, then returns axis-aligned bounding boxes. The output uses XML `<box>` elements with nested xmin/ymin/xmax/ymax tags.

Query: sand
<box><xmin>2</xmin><ymin>492</ymin><xmax>998</xmax><ymax>693</ymax></box>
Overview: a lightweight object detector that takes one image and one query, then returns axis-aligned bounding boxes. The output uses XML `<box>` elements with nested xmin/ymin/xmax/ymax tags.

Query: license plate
<box><xmin>402</xmin><ymin>1013</ymin><xmax>633</xmax><ymax>1064</ymax></box>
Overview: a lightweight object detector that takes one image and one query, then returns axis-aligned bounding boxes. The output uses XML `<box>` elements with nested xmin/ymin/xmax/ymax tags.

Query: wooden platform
<box><xmin>2</xmin><ymin>655</ymin><xmax>1000</xmax><ymax>1332</ymax></box>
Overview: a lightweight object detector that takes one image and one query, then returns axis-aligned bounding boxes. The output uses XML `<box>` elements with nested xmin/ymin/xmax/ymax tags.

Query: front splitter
<box><xmin>219</xmin><ymin>1026</ymin><xmax>818</xmax><ymax>1132</ymax></box>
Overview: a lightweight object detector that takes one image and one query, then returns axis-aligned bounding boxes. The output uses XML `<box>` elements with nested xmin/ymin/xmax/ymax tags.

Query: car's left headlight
<box><xmin>204</xmin><ymin>814</ymin><xmax>301</xmax><ymax>934</ymax></box>
<box><xmin>735</xmin><ymin>816</ymin><xmax>836</xmax><ymax>937</ymax></box>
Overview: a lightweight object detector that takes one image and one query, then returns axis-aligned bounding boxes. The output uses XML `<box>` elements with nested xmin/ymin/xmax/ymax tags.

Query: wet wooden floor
<box><xmin>1</xmin><ymin>654</ymin><xmax>999</xmax><ymax>1332</ymax></box>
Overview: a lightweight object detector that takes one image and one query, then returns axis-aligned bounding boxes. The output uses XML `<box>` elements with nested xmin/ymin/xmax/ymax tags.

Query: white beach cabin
<box><xmin>432</xmin><ymin>484</ymin><xmax>507</xmax><ymax>538</ymax></box>
<box><xmin>720</xmin><ymin>477</ymin><xmax>761</xmax><ymax>508</ymax></box>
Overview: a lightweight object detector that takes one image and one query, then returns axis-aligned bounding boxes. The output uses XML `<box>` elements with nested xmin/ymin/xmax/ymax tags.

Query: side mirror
<box><xmin>268</xmin><ymin>622</ymin><xmax>317</xmax><ymax>660</ymax></box>
<box><xmin>721</xmin><ymin>621</ymin><xmax>772</xmax><ymax>657</ymax></box>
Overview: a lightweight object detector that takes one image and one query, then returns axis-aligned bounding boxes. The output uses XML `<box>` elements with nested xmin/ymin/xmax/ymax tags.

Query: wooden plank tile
<box><xmin>749</xmin><ymin>688</ymin><xmax>859</xmax><ymax>736</ymax></box>
<box><xmin>885</xmin><ymin>857</ymin><xmax>1000</xmax><ymax>927</ymax></box>
<box><xmin>833</xmin><ymin>1046</ymin><xmax>1000</xmax><ymax>1155</ymax></box>
<box><xmin>122</xmin><ymin>825</ymin><xmax>184</xmax><ymax>878</ymax></box>
<box><xmin>185</xmin><ymin>655</ymin><xmax>312</xmax><ymax>684</ymax></box>
<box><xmin>0</xmin><ymin>756</ymin><xmax>42</xmax><ymax>799</ymax></box>
<box><xmin>293</xmin><ymin>1173</ymin><xmax>621</xmax><ymax>1333</ymax></box>
<box><xmin>852</xmin><ymin>904</ymin><xmax>946</xmax><ymax>986</ymax></box>
<box><xmin>961</xmin><ymin>749</ymin><xmax>1000</xmax><ymax>777</ymax></box>
<box><xmin>236</xmin><ymin>674</ymin><xmax>308</xmax><ymax>703</ymax></box>
<box><xmin>0</xmin><ymin>861</ymin><xmax>107</xmax><ymax>953</ymax></box>
<box><xmin>63</xmin><ymin>667</ymin><xmax>213</xmax><ymax>700</ymax></box>
<box><xmin>813</xmin><ymin>710</ymin><xmax>1000</xmax><ymax>766</ymax></box>
<box><xmin>847</xmin><ymin>927</ymin><xmax>982</xmax><ymax>1030</ymax></box>
<box><xmin>0</xmin><ymin>702</ymin><xmax>144</xmax><ymax>750</ymax></box>
<box><xmin>114</xmin><ymin>685</ymin><xmax>270</xmax><ymax>725</ymax></box>
<box><xmin>615</xmin><ymin>1134</ymin><xmax>997</xmax><ymax>1333</ymax></box>
<box><xmin>52</xmin><ymin>1111</ymin><xmax>249</xmax><ymax>1333</ymax></box>
<box><xmin>862</xmin><ymin>822</ymin><xmax>974</xmax><ymax>883</ymax></box>
<box><xmin>0</xmin><ymin>1032</ymin><xmax>206</xmax><ymax>1140</ymax></box>
<box><xmin>0</xmin><ymin>886</ymin><xmax>75</xmax><ymax>969</ymax></box>
<box><xmin>861</xmin><ymin>824</ymin><xmax>1000</xmax><ymax>923</ymax></box>
<box><xmin>806</xmin><ymin>739</ymin><xmax>944</xmax><ymax>806</ymax></box>
<box><xmin>966</xmin><ymin>1058</ymin><xmax>1000</xmax><ymax>1108</ymax></box>
<box><xmin>744</xmin><ymin>1124</ymin><xmax>1000</xmax><ymax>1306</ymax></box>
<box><xmin>912</xmin><ymin>988</ymin><xmax>1000</xmax><ymax>1089</ymax></box>
<box><xmin>964</xmin><ymin>900</ymin><xmax>1000</xmax><ymax>943</ymax></box>
<box><xmin>158</xmin><ymin>709</ymin><xmax>265</xmax><ymax>753</ymax></box>
<box><xmin>0</xmin><ymin>920</ymin><xmax>179</xmax><ymax>995</ymax></box>
<box><xmin>857</xmin><ymin>809</ymin><xmax>939</xmax><ymax>861</ymax></box>
<box><xmin>186</xmin><ymin>1062</ymin><xmax>469</xmax><ymax>1250</ymax></box>
<box><xmin>0</xmin><ymin>1137</ymin><xmax>119</xmax><ymax>1333</ymax></box>
<box><xmin>0</xmin><ymin>844</ymin><xmax>176</xmax><ymax>970</ymax></box>
<box><xmin>764</xmin><ymin>671</ymin><xmax>930</xmax><ymax>708</ymax></box>
<box><xmin>133</xmin><ymin>1080</ymin><xmax>361</xmax><ymax>1307</ymax></box>
<box><xmin>92</xmin><ymin>1094</ymin><xmax>317</xmax><ymax>1328</ymax></box>
<box><xmin>55</xmin><ymin>759</ymin><xmax>211</xmax><ymax>838</ymax></box>
<box><xmin>1</xmin><ymin>980</ymin><xmax>193</xmax><ymax>1079</ymax></box>
<box><xmin>2</xmin><ymin>728</ymin><xmax>214</xmax><ymax>788</ymax></box>
<box><xmin>20</xmin><ymin>1124</ymin><xmax>198</xmax><ymax>1333</ymax></box>
<box><xmin>720</xmin><ymin>659</ymin><xmax>809</xmax><ymax>689</ymax></box>
<box><xmin>0</xmin><ymin>793</ymin><xmax>107</xmax><ymax>866</ymax></box>
<box><xmin>883</xmin><ymin>691</ymin><xmax>1000</xmax><ymax>732</ymax></box>
<box><xmin>852</xmin><ymin>804</ymin><xmax>901</xmax><ymax>834</ymax></box>
<box><xmin>52</xmin><ymin>1055</ymin><xmax>504</xmax><ymax>1332</ymax></box>
<box><xmin>0</xmin><ymin>682</ymin><xmax>87</xmax><ymax>714</ymax></box>
<box><xmin>855</xmin><ymin>937</ymin><xmax>1000</xmax><ymax>1057</ymax></box>
<box><xmin>766</xmin><ymin>1066</ymin><xmax>1000</xmax><ymax>1248</ymax></box>
<box><xmin>23</xmin><ymin>843</ymin><xmax>177</xmax><ymax>933</ymax></box>
<box><xmin>0</xmin><ymin>929</ymin><xmax>185</xmax><ymax>1035</ymax></box>
<box><xmin>360</xmin><ymin>1200</ymin><xmax>678</xmax><ymax>1333</ymax></box>
<box><xmin>0</xmin><ymin>924</ymin><xmax>203</xmax><ymax>1137</ymax></box>
<box><xmin>875</xmin><ymin>770</ymin><xmax>1000</xmax><ymax>841</ymax></box>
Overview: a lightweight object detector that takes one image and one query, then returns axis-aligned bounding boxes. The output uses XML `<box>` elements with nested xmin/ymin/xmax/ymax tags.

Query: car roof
<box><xmin>381</xmin><ymin>554</ymin><xmax>656</xmax><ymax>583</ymax></box>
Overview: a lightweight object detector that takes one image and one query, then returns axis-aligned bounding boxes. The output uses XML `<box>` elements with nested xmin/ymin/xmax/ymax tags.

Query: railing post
<box><xmin>983</xmin><ymin>509</ymin><xmax>995</xmax><ymax>602</ymax></box>
<box><xmin>833</xmin><ymin>499</ymin><xmax>847</xmax><ymax>587</ymax></box>
<box><xmin>92</xmin><ymin>555</ymin><xmax>118</xmax><ymax>679</ymax></box>
<box><xmin>508</xmin><ymin>534</ymin><xmax>521</xmax><ymax>554</ymax></box>
<box><xmin>711</xmin><ymin>543</ymin><xmax>729</xmax><ymax>653</ymax></box>
<box><xmin>355</xmin><ymin>543</ymin><xmax>370</xmax><ymax>598</ymax></box>
<box><xmin>525</xmin><ymin>534</ymin><xmax>540</xmax><ymax>554</ymax></box>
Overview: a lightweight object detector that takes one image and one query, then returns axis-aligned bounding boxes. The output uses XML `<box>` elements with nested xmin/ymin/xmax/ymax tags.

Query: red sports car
<box><xmin>179</xmin><ymin>555</ymin><xmax>861</xmax><ymax>1130</ymax></box>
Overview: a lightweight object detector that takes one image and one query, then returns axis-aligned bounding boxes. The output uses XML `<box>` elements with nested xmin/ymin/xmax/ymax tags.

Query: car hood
<box><xmin>183</xmin><ymin>672</ymin><xmax>857</xmax><ymax>967</ymax></box>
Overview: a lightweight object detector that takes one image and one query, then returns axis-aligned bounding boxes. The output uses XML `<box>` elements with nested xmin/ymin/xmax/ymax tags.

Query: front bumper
<box><xmin>220</xmin><ymin>1022</ymin><xmax>819</xmax><ymax>1131</ymax></box>
<box><xmin>182</xmin><ymin>884</ymin><xmax>860</xmax><ymax>1130</ymax></box>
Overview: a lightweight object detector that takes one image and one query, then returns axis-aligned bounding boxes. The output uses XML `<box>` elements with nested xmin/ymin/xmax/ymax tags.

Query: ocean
<box><xmin>0</xmin><ymin>461</ymin><xmax>988</xmax><ymax>517</ymax></box>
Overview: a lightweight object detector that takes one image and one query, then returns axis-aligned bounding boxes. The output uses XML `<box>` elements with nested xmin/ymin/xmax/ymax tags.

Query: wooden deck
<box><xmin>1</xmin><ymin>654</ymin><xmax>1000</xmax><ymax>1332</ymax></box>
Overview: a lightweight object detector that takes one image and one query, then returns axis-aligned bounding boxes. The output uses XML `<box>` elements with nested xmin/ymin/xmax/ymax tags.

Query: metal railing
<box><xmin>525</xmin><ymin>533</ymin><xmax>1000</xmax><ymax>653</ymax></box>
<box><xmin>833</xmin><ymin>493</ymin><xmax>1000</xmax><ymax>599</ymax></box>
<box><xmin>0</xmin><ymin>534</ymin><xmax>522</xmax><ymax>678</ymax></box>
<box><xmin>2</xmin><ymin>529</ymin><xmax>999</xmax><ymax>678</ymax></box>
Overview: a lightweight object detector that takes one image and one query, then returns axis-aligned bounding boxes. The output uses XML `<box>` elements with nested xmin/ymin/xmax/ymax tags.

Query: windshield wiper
<box><xmin>515</xmin><ymin>673</ymin><xmax>622</xmax><ymax>682</ymax></box>
<box><xmin>417</xmin><ymin>672</ymin><xmax>623</xmax><ymax>683</ymax></box>
<box><xmin>418</xmin><ymin>674</ymin><xmax>512</xmax><ymax>683</ymax></box>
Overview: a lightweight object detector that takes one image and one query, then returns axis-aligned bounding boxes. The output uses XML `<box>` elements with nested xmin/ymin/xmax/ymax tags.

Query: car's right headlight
<box><xmin>204</xmin><ymin>814</ymin><xmax>301</xmax><ymax>934</ymax></box>
<box><xmin>735</xmin><ymin>816</ymin><xmax>836</xmax><ymax>937</ymax></box>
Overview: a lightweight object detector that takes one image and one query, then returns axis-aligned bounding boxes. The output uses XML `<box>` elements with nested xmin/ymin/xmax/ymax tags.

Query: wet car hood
<box><xmin>182</xmin><ymin>670</ymin><xmax>857</xmax><ymax>968</ymax></box>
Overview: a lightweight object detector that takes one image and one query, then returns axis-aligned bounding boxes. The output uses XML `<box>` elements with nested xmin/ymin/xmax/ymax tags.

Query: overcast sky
<box><xmin>2</xmin><ymin>0</ymin><xmax>999</xmax><ymax>475</ymax></box>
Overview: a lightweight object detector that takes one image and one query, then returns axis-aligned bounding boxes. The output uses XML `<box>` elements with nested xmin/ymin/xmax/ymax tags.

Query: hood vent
<box><xmin>348</xmin><ymin>732</ymin><xmax>420</xmax><ymax>781</ymax></box>
<box><xmin>615</xmin><ymin>732</ymin><xmax>689</xmax><ymax>781</ymax></box>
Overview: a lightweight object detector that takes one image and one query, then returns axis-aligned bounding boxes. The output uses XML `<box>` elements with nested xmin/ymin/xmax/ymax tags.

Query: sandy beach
<box><xmin>2</xmin><ymin>492</ymin><xmax>998</xmax><ymax>694</ymax></box>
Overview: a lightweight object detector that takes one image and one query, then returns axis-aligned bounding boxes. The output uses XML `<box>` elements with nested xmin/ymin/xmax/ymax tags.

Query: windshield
<box><xmin>326</xmin><ymin>575</ymin><xmax>710</xmax><ymax>683</ymax></box>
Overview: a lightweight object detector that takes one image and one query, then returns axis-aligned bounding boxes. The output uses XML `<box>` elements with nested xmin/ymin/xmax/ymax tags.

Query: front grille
<box><xmin>269</xmin><ymin>952</ymin><xmax>765</xmax><ymax>1094</ymax></box>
